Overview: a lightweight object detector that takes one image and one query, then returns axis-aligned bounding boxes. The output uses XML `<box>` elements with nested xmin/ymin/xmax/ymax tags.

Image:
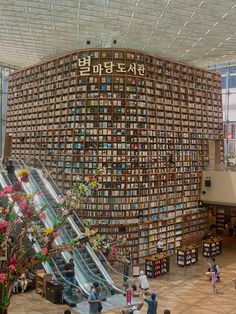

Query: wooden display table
<box><xmin>177</xmin><ymin>245</ymin><xmax>198</xmax><ymax>266</ymax></box>
<box><xmin>202</xmin><ymin>237</ymin><xmax>222</xmax><ymax>257</ymax></box>
<box><xmin>36</xmin><ymin>269</ymin><xmax>52</xmax><ymax>297</ymax></box>
<box><xmin>144</xmin><ymin>253</ymin><xmax>170</xmax><ymax>278</ymax></box>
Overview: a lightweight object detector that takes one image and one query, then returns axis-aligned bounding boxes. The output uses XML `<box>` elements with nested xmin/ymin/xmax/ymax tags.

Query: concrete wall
<box><xmin>201</xmin><ymin>170</ymin><xmax>236</xmax><ymax>205</ymax></box>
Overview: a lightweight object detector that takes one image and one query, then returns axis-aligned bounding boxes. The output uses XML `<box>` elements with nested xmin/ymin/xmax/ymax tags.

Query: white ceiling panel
<box><xmin>1</xmin><ymin>0</ymin><xmax>236</xmax><ymax>68</ymax></box>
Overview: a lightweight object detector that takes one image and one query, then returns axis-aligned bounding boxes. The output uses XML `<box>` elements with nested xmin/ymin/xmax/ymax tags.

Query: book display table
<box><xmin>202</xmin><ymin>237</ymin><xmax>222</xmax><ymax>257</ymax></box>
<box><xmin>177</xmin><ymin>245</ymin><xmax>198</xmax><ymax>266</ymax></box>
<box><xmin>144</xmin><ymin>253</ymin><xmax>170</xmax><ymax>278</ymax></box>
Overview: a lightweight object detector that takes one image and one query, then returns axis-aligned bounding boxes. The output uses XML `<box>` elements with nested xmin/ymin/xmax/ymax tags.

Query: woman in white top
<box><xmin>138</xmin><ymin>271</ymin><xmax>149</xmax><ymax>296</ymax></box>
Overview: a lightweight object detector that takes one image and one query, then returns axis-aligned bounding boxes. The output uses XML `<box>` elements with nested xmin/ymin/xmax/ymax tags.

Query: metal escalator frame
<box><xmin>13</xmin><ymin>158</ymin><xmax>109</xmax><ymax>296</ymax></box>
<box><xmin>33</xmin><ymin>163</ymin><xmax>124</xmax><ymax>293</ymax></box>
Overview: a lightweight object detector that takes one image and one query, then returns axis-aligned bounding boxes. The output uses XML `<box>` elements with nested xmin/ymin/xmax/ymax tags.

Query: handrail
<box><xmin>99</xmin><ymin>251</ymin><xmax>132</xmax><ymax>283</ymax></box>
<box><xmin>34</xmin><ymin>167</ymin><xmax>123</xmax><ymax>293</ymax></box>
<box><xmin>33</xmin><ymin>157</ymin><xmax>62</xmax><ymax>195</ymax></box>
<box><xmin>13</xmin><ymin>158</ymin><xmax>109</xmax><ymax>296</ymax></box>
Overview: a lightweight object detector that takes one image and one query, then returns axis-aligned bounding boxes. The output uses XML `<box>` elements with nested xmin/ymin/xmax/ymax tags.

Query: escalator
<box><xmin>32</xmin><ymin>161</ymin><xmax>132</xmax><ymax>288</ymax></box>
<box><xmin>0</xmin><ymin>168</ymin><xmax>84</xmax><ymax>306</ymax></box>
<box><xmin>13</xmin><ymin>159</ymin><xmax>111</xmax><ymax>299</ymax></box>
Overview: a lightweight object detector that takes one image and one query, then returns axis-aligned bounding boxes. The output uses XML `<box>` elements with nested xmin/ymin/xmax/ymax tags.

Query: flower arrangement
<box><xmin>0</xmin><ymin>169</ymin><xmax>107</xmax><ymax>313</ymax></box>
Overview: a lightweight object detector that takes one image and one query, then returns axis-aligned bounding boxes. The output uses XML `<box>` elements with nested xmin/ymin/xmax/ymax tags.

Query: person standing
<box><xmin>6</xmin><ymin>160</ymin><xmax>15</xmax><ymax>184</ymax></box>
<box><xmin>157</xmin><ymin>238</ymin><xmax>164</xmax><ymax>253</ymax></box>
<box><xmin>138</xmin><ymin>271</ymin><xmax>150</xmax><ymax>296</ymax></box>
<box><xmin>144</xmin><ymin>292</ymin><xmax>158</xmax><ymax>314</ymax></box>
<box><xmin>208</xmin><ymin>257</ymin><xmax>219</xmax><ymax>293</ymax></box>
<box><xmin>88</xmin><ymin>282</ymin><xmax>102</xmax><ymax>314</ymax></box>
<box><xmin>64</xmin><ymin>258</ymin><xmax>76</xmax><ymax>291</ymax></box>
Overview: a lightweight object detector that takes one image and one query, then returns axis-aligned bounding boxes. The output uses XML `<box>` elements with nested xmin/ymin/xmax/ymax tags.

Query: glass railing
<box><xmin>13</xmin><ymin>158</ymin><xmax>110</xmax><ymax>297</ymax></box>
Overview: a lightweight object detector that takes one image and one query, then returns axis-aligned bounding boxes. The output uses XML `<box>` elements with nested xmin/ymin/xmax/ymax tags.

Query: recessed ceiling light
<box><xmin>226</xmin><ymin>37</ymin><xmax>231</xmax><ymax>41</ymax></box>
<box><xmin>232</xmin><ymin>4</ymin><xmax>236</xmax><ymax>9</ymax></box>
<box><xmin>211</xmin><ymin>48</ymin><xmax>216</xmax><ymax>51</ymax></box>
<box><xmin>177</xmin><ymin>30</ymin><xmax>181</xmax><ymax>35</ymax></box>
<box><xmin>222</xmin><ymin>13</ymin><xmax>229</xmax><ymax>19</ymax></box>
<box><xmin>186</xmin><ymin>49</ymin><xmax>190</xmax><ymax>53</ymax></box>
<box><xmin>198</xmin><ymin>37</ymin><xmax>203</xmax><ymax>41</ymax></box>
<box><xmin>212</xmin><ymin>22</ymin><xmax>219</xmax><ymax>27</ymax></box>
<box><xmin>191</xmin><ymin>11</ymin><xmax>196</xmax><ymax>17</ymax></box>
<box><xmin>198</xmin><ymin>1</ymin><xmax>204</xmax><ymax>8</ymax></box>
<box><xmin>192</xmin><ymin>43</ymin><xmax>196</xmax><ymax>47</ymax></box>
<box><xmin>205</xmin><ymin>29</ymin><xmax>210</xmax><ymax>35</ymax></box>
<box><xmin>218</xmin><ymin>42</ymin><xmax>223</xmax><ymax>46</ymax></box>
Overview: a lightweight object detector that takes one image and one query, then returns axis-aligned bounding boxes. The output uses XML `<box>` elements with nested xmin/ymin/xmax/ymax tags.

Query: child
<box><xmin>19</xmin><ymin>273</ymin><xmax>28</xmax><ymax>293</ymax></box>
<box><xmin>12</xmin><ymin>279</ymin><xmax>19</xmax><ymax>294</ymax></box>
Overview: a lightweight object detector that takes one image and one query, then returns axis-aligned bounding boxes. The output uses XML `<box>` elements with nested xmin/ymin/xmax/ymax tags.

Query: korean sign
<box><xmin>78</xmin><ymin>56</ymin><xmax>145</xmax><ymax>76</ymax></box>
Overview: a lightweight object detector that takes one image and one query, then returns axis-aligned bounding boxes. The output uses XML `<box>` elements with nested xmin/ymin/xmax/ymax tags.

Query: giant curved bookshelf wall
<box><xmin>6</xmin><ymin>48</ymin><xmax>223</xmax><ymax>263</ymax></box>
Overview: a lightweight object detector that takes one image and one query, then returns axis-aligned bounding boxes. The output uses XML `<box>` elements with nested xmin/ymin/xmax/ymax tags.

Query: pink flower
<box><xmin>13</xmin><ymin>218</ymin><xmax>21</xmax><ymax>225</ymax></box>
<box><xmin>43</xmin><ymin>236</ymin><xmax>49</xmax><ymax>244</ymax></box>
<box><xmin>21</xmin><ymin>173</ymin><xmax>29</xmax><ymax>183</ymax></box>
<box><xmin>0</xmin><ymin>273</ymin><xmax>7</xmax><ymax>283</ymax></box>
<box><xmin>0</xmin><ymin>192</ymin><xmax>5</xmax><ymax>198</ymax></box>
<box><xmin>14</xmin><ymin>181</ymin><xmax>21</xmax><ymax>192</ymax></box>
<box><xmin>8</xmin><ymin>264</ymin><xmax>16</xmax><ymax>272</ymax></box>
<box><xmin>66</xmin><ymin>191</ymin><xmax>72</xmax><ymax>197</ymax></box>
<box><xmin>3</xmin><ymin>186</ymin><xmax>13</xmax><ymax>194</ymax></box>
<box><xmin>111</xmin><ymin>247</ymin><xmax>118</xmax><ymax>254</ymax></box>
<box><xmin>41</xmin><ymin>247</ymin><xmax>48</xmax><ymax>256</ymax></box>
<box><xmin>62</xmin><ymin>209</ymin><xmax>69</xmax><ymax>216</ymax></box>
<box><xmin>39</xmin><ymin>212</ymin><xmax>46</xmax><ymax>220</ymax></box>
<box><xmin>10</xmin><ymin>257</ymin><xmax>17</xmax><ymax>265</ymax></box>
<box><xmin>53</xmin><ymin>231</ymin><xmax>59</xmax><ymax>238</ymax></box>
<box><xmin>0</xmin><ymin>220</ymin><xmax>9</xmax><ymax>232</ymax></box>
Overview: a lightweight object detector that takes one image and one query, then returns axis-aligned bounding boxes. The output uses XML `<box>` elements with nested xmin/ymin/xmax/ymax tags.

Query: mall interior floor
<box><xmin>9</xmin><ymin>236</ymin><xmax>236</xmax><ymax>314</ymax></box>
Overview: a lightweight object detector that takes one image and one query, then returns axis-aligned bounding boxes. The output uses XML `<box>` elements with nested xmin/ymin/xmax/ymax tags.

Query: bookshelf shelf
<box><xmin>6</xmin><ymin>48</ymin><xmax>223</xmax><ymax>264</ymax></box>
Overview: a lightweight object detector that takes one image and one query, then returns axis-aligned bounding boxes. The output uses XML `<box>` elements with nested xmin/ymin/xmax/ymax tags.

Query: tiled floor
<box><xmin>9</xmin><ymin>236</ymin><xmax>236</xmax><ymax>314</ymax></box>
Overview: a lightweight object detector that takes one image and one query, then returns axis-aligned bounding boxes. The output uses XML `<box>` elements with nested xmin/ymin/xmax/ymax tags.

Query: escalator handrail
<box><xmin>34</xmin><ymin>168</ymin><xmax>123</xmax><ymax>293</ymax></box>
<box><xmin>98</xmin><ymin>251</ymin><xmax>132</xmax><ymax>283</ymax></box>
<box><xmin>13</xmin><ymin>158</ymin><xmax>108</xmax><ymax>296</ymax></box>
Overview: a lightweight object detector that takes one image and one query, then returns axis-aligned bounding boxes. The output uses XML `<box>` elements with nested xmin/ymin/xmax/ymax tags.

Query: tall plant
<box><xmin>0</xmin><ymin>169</ymin><xmax>102</xmax><ymax>313</ymax></box>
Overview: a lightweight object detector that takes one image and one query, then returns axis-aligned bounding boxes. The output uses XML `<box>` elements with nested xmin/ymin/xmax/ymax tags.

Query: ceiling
<box><xmin>1</xmin><ymin>0</ymin><xmax>236</xmax><ymax>69</ymax></box>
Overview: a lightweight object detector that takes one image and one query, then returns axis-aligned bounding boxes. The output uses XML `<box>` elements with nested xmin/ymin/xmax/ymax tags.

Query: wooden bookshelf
<box><xmin>202</xmin><ymin>238</ymin><xmax>222</xmax><ymax>257</ymax></box>
<box><xmin>216</xmin><ymin>208</ymin><xmax>225</xmax><ymax>234</ymax></box>
<box><xmin>36</xmin><ymin>270</ymin><xmax>52</xmax><ymax>297</ymax></box>
<box><xmin>144</xmin><ymin>253</ymin><xmax>170</xmax><ymax>278</ymax></box>
<box><xmin>5</xmin><ymin>48</ymin><xmax>223</xmax><ymax>264</ymax></box>
<box><xmin>177</xmin><ymin>245</ymin><xmax>198</xmax><ymax>266</ymax></box>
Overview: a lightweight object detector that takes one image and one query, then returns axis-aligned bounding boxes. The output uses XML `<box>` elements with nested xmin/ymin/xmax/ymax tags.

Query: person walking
<box><xmin>138</xmin><ymin>271</ymin><xmax>150</xmax><ymax>295</ymax></box>
<box><xmin>6</xmin><ymin>160</ymin><xmax>15</xmax><ymax>184</ymax></box>
<box><xmin>144</xmin><ymin>292</ymin><xmax>158</xmax><ymax>314</ymax></box>
<box><xmin>64</xmin><ymin>258</ymin><xmax>76</xmax><ymax>292</ymax></box>
<box><xmin>88</xmin><ymin>282</ymin><xmax>102</xmax><ymax>314</ymax></box>
<box><xmin>208</xmin><ymin>257</ymin><xmax>220</xmax><ymax>293</ymax></box>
